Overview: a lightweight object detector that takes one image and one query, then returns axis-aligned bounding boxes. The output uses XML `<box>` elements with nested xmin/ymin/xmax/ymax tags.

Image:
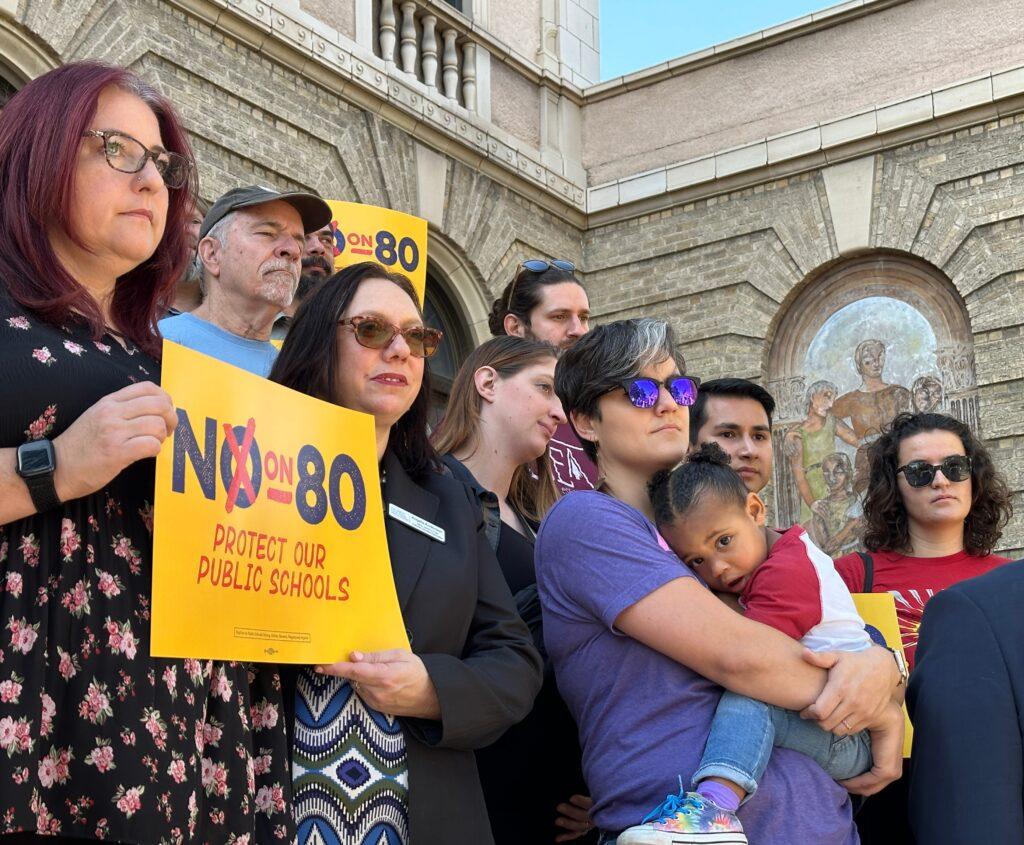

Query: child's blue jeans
<box><xmin>692</xmin><ymin>690</ymin><xmax>873</xmax><ymax>800</ymax></box>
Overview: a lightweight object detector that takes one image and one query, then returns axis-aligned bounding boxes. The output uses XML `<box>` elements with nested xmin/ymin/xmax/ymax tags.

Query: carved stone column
<box><xmin>379</xmin><ymin>1</ymin><xmax>396</xmax><ymax>62</ymax></box>
<box><xmin>441</xmin><ymin>28</ymin><xmax>459</xmax><ymax>99</ymax></box>
<box><xmin>461</xmin><ymin>42</ymin><xmax>477</xmax><ymax>111</ymax></box>
<box><xmin>421</xmin><ymin>14</ymin><xmax>438</xmax><ymax>88</ymax></box>
<box><xmin>399</xmin><ymin>2</ymin><xmax>417</xmax><ymax>75</ymax></box>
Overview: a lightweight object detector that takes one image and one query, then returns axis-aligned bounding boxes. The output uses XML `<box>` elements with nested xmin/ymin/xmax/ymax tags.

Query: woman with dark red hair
<box><xmin>0</xmin><ymin>63</ymin><xmax>292</xmax><ymax>843</ymax></box>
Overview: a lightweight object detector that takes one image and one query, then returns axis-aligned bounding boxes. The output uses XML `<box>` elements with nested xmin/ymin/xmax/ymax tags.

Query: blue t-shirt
<box><xmin>158</xmin><ymin>312</ymin><xmax>278</xmax><ymax>377</ymax></box>
<box><xmin>535</xmin><ymin>491</ymin><xmax>858</xmax><ymax>843</ymax></box>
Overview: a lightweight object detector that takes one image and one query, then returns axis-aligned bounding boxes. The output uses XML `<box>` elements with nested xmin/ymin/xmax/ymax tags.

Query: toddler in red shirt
<box><xmin>618</xmin><ymin>444</ymin><xmax>874</xmax><ymax>845</ymax></box>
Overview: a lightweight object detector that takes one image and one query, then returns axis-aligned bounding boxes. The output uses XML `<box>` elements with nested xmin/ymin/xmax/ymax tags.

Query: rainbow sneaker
<box><xmin>616</xmin><ymin>787</ymin><xmax>747</xmax><ymax>845</ymax></box>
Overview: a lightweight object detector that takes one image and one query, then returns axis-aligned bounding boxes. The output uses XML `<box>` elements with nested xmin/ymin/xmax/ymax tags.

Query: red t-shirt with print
<box><xmin>834</xmin><ymin>549</ymin><xmax>1010</xmax><ymax>669</ymax></box>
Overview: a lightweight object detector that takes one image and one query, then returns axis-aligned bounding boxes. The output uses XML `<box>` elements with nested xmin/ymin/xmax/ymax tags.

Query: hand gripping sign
<box><xmin>851</xmin><ymin>592</ymin><xmax>914</xmax><ymax>757</ymax></box>
<box><xmin>151</xmin><ymin>341</ymin><xmax>409</xmax><ymax>662</ymax></box>
<box><xmin>326</xmin><ymin>201</ymin><xmax>427</xmax><ymax>303</ymax></box>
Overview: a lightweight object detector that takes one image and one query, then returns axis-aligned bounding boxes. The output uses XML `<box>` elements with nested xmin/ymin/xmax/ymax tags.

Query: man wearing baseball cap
<box><xmin>159</xmin><ymin>185</ymin><xmax>331</xmax><ymax>376</ymax></box>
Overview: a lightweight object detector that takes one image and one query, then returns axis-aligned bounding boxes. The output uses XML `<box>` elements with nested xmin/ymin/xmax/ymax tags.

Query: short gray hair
<box><xmin>554</xmin><ymin>317</ymin><xmax>687</xmax><ymax>463</ymax></box>
<box><xmin>198</xmin><ymin>211</ymin><xmax>237</xmax><ymax>293</ymax></box>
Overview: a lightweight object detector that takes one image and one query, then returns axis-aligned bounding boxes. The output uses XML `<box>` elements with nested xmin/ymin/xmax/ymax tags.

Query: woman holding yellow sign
<box><xmin>271</xmin><ymin>261</ymin><xmax>543</xmax><ymax>845</ymax></box>
<box><xmin>0</xmin><ymin>64</ymin><xmax>293</xmax><ymax>844</ymax></box>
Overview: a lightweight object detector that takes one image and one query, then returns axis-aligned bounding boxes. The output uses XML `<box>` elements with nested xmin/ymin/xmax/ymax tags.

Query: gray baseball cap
<box><xmin>199</xmin><ymin>185</ymin><xmax>332</xmax><ymax>239</ymax></box>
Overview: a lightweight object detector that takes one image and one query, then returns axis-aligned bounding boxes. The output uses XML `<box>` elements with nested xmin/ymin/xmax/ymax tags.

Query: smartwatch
<box><xmin>15</xmin><ymin>439</ymin><xmax>61</xmax><ymax>514</ymax></box>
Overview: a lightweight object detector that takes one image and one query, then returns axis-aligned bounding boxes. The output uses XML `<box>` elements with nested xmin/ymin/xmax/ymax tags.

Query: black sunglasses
<box><xmin>897</xmin><ymin>455</ymin><xmax>972</xmax><ymax>488</ymax></box>
<box><xmin>506</xmin><ymin>259</ymin><xmax>577</xmax><ymax>308</ymax></box>
<box><xmin>615</xmin><ymin>376</ymin><xmax>701</xmax><ymax>409</ymax></box>
<box><xmin>84</xmin><ymin>129</ymin><xmax>191</xmax><ymax>189</ymax></box>
<box><xmin>339</xmin><ymin>316</ymin><xmax>443</xmax><ymax>359</ymax></box>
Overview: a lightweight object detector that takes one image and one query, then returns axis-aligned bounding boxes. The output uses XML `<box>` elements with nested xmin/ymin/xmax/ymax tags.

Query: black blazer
<box><xmin>281</xmin><ymin>451</ymin><xmax>543</xmax><ymax>844</ymax></box>
<box><xmin>907</xmin><ymin>559</ymin><xmax>1024</xmax><ymax>845</ymax></box>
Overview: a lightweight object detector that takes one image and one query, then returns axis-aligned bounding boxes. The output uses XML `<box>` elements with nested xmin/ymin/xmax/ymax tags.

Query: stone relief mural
<box><xmin>770</xmin><ymin>295</ymin><xmax>980</xmax><ymax>544</ymax></box>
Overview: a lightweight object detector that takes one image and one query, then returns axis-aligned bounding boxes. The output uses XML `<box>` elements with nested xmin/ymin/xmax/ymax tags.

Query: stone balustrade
<box><xmin>376</xmin><ymin>0</ymin><xmax>479</xmax><ymax>113</ymax></box>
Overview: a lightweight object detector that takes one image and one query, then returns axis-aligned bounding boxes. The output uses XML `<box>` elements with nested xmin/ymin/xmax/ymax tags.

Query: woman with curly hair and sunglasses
<box><xmin>834</xmin><ymin>411</ymin><xmax>1013</xmax><ymax>668</ymax></box>
<box><xmin>833</xmin><ymin>410</ymin><xmax>1014</xmax><ymax>844</ymax></box>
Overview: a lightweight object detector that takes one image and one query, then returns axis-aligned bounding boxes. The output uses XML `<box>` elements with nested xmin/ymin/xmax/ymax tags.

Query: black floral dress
<box><xmin>0</xmin><ymin>295</ymin><xmax>294</xmax><ymax>844</ymax></box>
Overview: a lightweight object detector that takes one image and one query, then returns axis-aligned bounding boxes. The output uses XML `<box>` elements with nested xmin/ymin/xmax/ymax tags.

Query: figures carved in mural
<box><xmin>770</xmin><ymin>284</ymin><xmax>981</xmax><ymax>538</ymax></box>
<box><xmin>784</xmin><ymin>381</ymin><xmax>858</xmax><ymax>523</ymax></box>
<box><xmin>831</xmin><ymin>339</ymin><xmax>912</xmax><ymax>493</ymax></box>
<box><xmin>808</xmin><ymin>452</ymin><xmax>862</xmax><ymax>557</ymax></box>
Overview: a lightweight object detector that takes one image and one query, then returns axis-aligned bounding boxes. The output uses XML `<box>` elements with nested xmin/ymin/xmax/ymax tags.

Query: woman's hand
<box><xmin>799</xmin><ymin>646</ymin><xmax>899</xmax><ymax>733</ymax></box>
<box><xmin>554</xmin><ymin>794</ymin><xmax>594</xmax><ymax>842</ymax></box>
<box><xmin>317</xmin><ymin>650</ymin><xmax>441</xmax><ymax>720</ymax></box>
<box><xmin>839</xmin><ymin>701</ymin><xmax>905</xmax><ymax>796</ymax></box>
<box><xmin>54</xmin><ymin>381</ymin><xmax>178</xmax><ymax>502</ymax></box>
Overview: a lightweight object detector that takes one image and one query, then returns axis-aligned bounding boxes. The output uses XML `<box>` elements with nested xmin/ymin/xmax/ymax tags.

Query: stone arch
<box><xmin>764</xmin><ymin>251</ymin><xmax>979</xmax><ymax>538</ymax></box>
<box><xmin>0</xmin><ymin>17</ymin><xmax>58</xmax><ymax>89</ymax></box>
<box><xmin>420</xmin><ymin>229</ymin><xmax>490</xmax><ymax>416</ymax></box>
<box><xmin>425</xmin><ymin>228</ymin><xmax>491</xmax><ymax>345</ymax></box>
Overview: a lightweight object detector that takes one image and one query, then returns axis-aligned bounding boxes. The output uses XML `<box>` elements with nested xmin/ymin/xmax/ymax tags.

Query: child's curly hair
<box><xmin>648</xmin><ymin>442</ymin><xmax>749</xmax><ymax>526</ymax></box>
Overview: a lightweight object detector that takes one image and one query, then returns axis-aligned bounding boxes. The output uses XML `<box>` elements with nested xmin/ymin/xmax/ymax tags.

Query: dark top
<box><xmin>495</xmin><ymin>510</ymin><xmax>537</xmax><ymax>595</ymax></box>
<box><xmin>908</xmin><ymin>559</ymin><xmax>1024</xmax><ymax>845</ymax></box>
<box><xmin>441</xmin><ymin>454</ymin><xmax>589</xmax><ymax>845</ymax></box>
<box><xmin>282</xmin><ymin>451</ymin><xmax>542</xmax><ymax>845</ymax></box>
<box><xmin>0</xmin><ymin>295</ymin><xmax>293</xmax><ymax>843</ymax></box>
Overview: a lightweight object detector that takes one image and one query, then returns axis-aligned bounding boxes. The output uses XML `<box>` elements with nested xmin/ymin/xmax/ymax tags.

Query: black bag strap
<box><xmin>858</xmin><ymin>552</ymin><xmax>874</xmax><ymax>593</ymax></box>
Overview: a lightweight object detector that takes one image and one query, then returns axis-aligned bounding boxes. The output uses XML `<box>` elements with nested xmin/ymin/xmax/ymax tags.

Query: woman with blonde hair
<box><xmin>432</xmin><ymin>336</ymin><xmax>589</xmax><ymax>844</ymax></box>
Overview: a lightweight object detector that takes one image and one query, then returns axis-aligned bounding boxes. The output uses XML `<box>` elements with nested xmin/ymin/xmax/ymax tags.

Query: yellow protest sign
<box><xmin>326</xmin><ymin>201</ymin><xmax>427</xmax><ymax>303</ymax></box>
<box><xmin>151</xmin><ymin>340</ymin><xmax>409</xmax><ymax>663</ymax></box>
<box><xmin>852</xmin><ymin>592</ymin><xmax>914</xmax><ymax>757</ymax></box>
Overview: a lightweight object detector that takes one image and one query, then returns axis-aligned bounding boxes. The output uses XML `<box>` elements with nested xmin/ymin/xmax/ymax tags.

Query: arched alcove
<box><xmin>0</xmin><ymin>19</ymin><xmax>58</xmax><ymax>91</ymax></box>
<box><xmin>765</xmin><ymin>252</ymin><xmax>979</xmax><ymax>542</ymax></box>
<box><xmin>421</xmin><ymin>229</ymin><xmax>490</xmax><ymax>419</ymax></box>
<box><xmin>425</xmin><ymin>228</ymin><xmax>492</xmax><ymax>345</ymax></box>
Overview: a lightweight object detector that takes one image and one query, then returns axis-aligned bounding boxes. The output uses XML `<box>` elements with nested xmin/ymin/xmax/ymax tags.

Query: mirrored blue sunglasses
<box><xmin>616</xmin><ymin>376</ymin><xmax>701</xmax><ymax>409</ymax></box>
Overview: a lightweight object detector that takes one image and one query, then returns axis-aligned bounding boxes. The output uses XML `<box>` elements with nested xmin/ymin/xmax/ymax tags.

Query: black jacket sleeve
<box><xmin>408</xmin><ymin>485</ymin><xmax>543</xmax><ymax>751</ymax></box>
<box><xmin>908</xmin><ymin>584</ymin><xmax>1024</xmax><ymax>845</ymax></box>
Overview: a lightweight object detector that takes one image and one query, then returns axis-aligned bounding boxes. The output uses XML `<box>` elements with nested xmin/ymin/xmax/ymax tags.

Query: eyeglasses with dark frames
<box><xmin>339</xmin><ymin>315</ymin><xmax>443</xmax><ymax>359</ymax></box>
<box><xmin>897</xmin><ymin>455</ymin><xmax>972</xmax><ymax>488</ymax></box>
<box><xmin>613</xmin><ymin>375</ymin><xmax>701</xmax><ymax>409</ymax></box>
<box><xmin>84</xmin><ymin>129</ymin><xmax>192</xmax><ymax>189</ymax></box>
<box><xmin>506</xmin><ymin>258</ymin><xmax>577</xmax><ymax>309</ymax></box>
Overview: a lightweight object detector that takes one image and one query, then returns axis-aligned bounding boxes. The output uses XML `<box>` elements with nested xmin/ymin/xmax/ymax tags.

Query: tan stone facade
<box><xmin>1</xmin><ymin>0</ymin><xmax>1022</xmax><ymax>554</ymax></box>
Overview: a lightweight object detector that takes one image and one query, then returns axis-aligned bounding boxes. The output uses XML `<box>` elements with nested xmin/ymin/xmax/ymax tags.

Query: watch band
<box><xmin>889</xmin><ymin>647</ymin><xmax>909</xmax><ymax>686</ymax></box>
<box><xmin>24</xmin><ymin>472</ymin><xmax>62</xmax><ymax>514</ymax></box>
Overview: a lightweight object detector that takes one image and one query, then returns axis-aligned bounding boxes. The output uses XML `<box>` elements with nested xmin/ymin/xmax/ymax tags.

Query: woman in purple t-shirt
<box><xmin>535</xmin><ymin>318</ymin><xmax>905</xmax><ymax>845</ymax></box>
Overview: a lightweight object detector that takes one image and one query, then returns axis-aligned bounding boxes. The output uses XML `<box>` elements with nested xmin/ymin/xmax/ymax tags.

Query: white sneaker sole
<box><xmin>616</xmin><ymin>832</ymin><xmax>748</xmax><ymax>845</ymax></box>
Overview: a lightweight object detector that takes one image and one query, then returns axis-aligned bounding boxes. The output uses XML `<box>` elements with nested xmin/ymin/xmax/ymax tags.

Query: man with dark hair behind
<box><xmin>273</xmin><ymin>222</ymin><xmax>335</xmax><ymax>339</ymax></box>
<box><xmin>489</xmin><ymin>259</ymin><xmax>597</xmax><ymax>495</ymax></box>
<box><xmin>690</xmin><ymin>377</ymin><xmax>777</xmax><ymax>495</ymax></box>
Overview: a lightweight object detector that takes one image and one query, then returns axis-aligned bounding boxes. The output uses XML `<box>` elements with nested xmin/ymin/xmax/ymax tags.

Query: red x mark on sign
<box><xmin>223</xmin><ymin>418</ymin><xmax>257</xmax><ymax>513</ymax></box>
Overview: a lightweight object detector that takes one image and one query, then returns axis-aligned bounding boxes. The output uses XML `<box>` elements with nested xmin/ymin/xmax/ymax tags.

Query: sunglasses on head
<box><xmin>897</xmin><ymin>455</ymin><xmax>972</xmax><ymax>488</ymax></box>
<box><xmin>520</xmin><ymin>259</ymin><xmax>576</xmax><ymax>274</ymax></box>
<box><xmin>339</xmin><ymin>315</ymin><xmax>443</xmax><ymax>359</ymax></box>
<box><xmin>506</xmin><ymin>259</ymin><xmax>577</xmax><ymax>308</ymax></box>
<box><xmin>615</xmin><ymin>375</ymin><xmax>700</xmax><ymax>409</ymax></box>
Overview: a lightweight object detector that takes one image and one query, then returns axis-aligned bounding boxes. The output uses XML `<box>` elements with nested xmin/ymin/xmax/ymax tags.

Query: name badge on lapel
<box><xmin>388</xmin><ymin>503</ymin><xmax>446</xmax><ymax>543</ymax></box>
